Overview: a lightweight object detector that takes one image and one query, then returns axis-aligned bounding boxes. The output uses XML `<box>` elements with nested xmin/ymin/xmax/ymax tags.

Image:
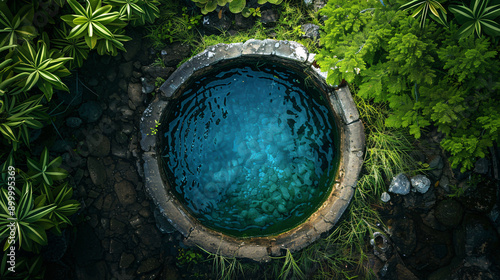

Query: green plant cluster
<box><xmin>0</xmin><ymin>0</ymin><xmax>160</xmax><ymax>277</ymax></box>
<box><xmin>146</xmin><ymin>6</ymin><xmax>202</xmax><ymax>48</ymax></box>
<box><xmin>188</xmin><ymin>1</ymin><xmax>320</xmax><ymax>57</ymax></box>
<box><xmin>191</xmin><ymin>0</ymin><xmax>283</xmax><ymax>16</ymax></box>
<box><xmin>0</xmin><ymin>0</ymin><xmax>161</xmax><ymax>151</ymax></box>
<box><xmin>317</xmin><ymin>0</ymin><xmax>500</xmax><ymax>172</ymax></box>
<box><xmin>0</xmin><ymin>147</ymin><xmax>80</xmax><ymax>279</ymax></box>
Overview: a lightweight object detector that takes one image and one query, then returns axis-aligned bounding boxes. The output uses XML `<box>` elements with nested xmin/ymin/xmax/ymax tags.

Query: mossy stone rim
<box><xmin>139</xmin><ymin>39</ymin><xmax>365</xmax><ymax>262</ymax></box>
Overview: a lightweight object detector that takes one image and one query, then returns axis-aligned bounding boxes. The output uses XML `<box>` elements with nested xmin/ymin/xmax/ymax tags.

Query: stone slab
<box><xmin>140</xmin><ymin>98</ymin><xmax>168</xmax><ymax>152</ymax></box>
<box><xmin>335</xmin><ymin>86</ymin><xmax>360</xmax><ymax>125</ymax></box>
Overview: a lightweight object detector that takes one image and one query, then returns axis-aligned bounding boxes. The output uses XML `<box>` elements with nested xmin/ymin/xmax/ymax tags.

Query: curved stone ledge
<box><xmin>141</xmin><ymin>40</ymin><xmax>365</xmax><ymax>262</ymax></box>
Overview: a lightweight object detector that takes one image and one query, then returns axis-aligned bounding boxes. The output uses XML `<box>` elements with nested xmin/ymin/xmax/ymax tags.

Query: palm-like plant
<box><xmin>40</xmin><ymin>183</ymin><xmax>80</xmax><ymax>234</ymax></box>
<box><xmin>11</xmin><ymin>41</ymin><xmax>72</xmax><ymax>101</ymax></box>
<box><xmin>0</xmin><ymin>182</ymin><xmax>56</xmax><ymax>252</ymax></box>
<box><xmin>0</xmin><ymin>95</ymin><xmax>48</xmax><ymax>150</ymax></box>
<box><xmin>104</xmin><ymin>0</ymin><xmax>145</xmax><ymax>21</ymax></box>
<box><xmin>0</xmin><ymin>4</ymin><xmax>37</xmax><ymax>47</ymax></box>
<box><xmin>0</xmin><ymin>44</ymin><xmax>20</xmax><ymax>96</ymax></box>
<box><xmin>27</xmin><ymin>147</ymin><xmax>68</xmax><ymax>186</ymax></box>
<box><xmin>400</xmin><ymin>0</ymin><xmax>448</xmax><ymax>27</ymax></box>
<box><xmin>61</xmin><ymin>0</ymin><xmax>130</xmax><ymax>52</ymax></box>
<box><xmin>131</xmin><ymin>0</ymin><xmax>161</xmax><ymax>25</ymax></box>
<box><xmin>449</xmin><ymin>0</ymin><xmax>500</xmax><ymax>38</ymax></box>
<box><xmin>53</xmin><ymin>24</ymin><xmax>90</xmax><ymax>69</ymax></box>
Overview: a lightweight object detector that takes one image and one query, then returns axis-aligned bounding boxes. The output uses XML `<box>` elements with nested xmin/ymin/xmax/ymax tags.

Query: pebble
<box><xmin>388</xmin><ymin>173</ymin><xmax>411</xmax><ymax>195</ymax></box>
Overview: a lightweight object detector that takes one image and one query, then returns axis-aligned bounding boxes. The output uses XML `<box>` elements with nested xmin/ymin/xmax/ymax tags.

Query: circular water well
<box><xmin>140</xmin><ymin>40</ymin><xmax>365</xmax><ymax>261</ymax></box>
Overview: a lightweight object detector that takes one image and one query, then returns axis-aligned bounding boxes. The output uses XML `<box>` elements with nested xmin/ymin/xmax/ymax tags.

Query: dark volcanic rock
<box><xmin>435</xmin><ymin>199</ymin><xmax>464</xmax><ymax>228</ymax></box>
<box><xmin>391</xmin><ymin>216</ymin><xmax>417</xmax><ymax>256</ymax></box>
<box><xmin>161</xmin><ymin>43</ymin><xmax>191</xmax><ymax>67</ymax></box>
<box><xmin>458</xmin><ymin>177</ymin><xmax>497</xmax><ymax>213</ymax></box>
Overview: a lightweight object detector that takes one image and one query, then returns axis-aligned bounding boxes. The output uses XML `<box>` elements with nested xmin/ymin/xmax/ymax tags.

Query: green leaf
<box><xmin>204</xmin><ymin>0</ymin><xmax>218</xmax><ymax>13</ymax></box>
<box><xmin>22</xmin><ymin>223</ymin><xmax>48</xmax><ymax>246</ymax></box>
<box><xmin>67</xmin><ymin>0</ymin><xmax>87</xmax><ymax>16</ymax></box>
<box><xmin>229</xmin><ymin>0</ymin><xmax>246</xmax><ymax>13</ymax></box>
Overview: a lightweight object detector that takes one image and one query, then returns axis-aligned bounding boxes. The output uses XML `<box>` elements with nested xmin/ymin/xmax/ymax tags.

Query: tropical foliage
<box><xmin>317</xmin><ymin>0</ymin><xmax>500</xmax><ymax>172</ymax></box>
<box><xmin>0</xmin><ymin>0</ymin><xmax>160</xmax><ymax>277</ymax></box>
<box><xmin>190</xmin><ymin>0</ymin><xmax>283</xmax><ymax>15</ymax></box>
<box><xmin>399</xmin><ymin>0</ymin><xmax>448</xmax><ymax>27</ymax></box>
<box><xmin>449</xmin><ymin>0</ymin><xmax>500</xmax><ymax>38</ymax></box>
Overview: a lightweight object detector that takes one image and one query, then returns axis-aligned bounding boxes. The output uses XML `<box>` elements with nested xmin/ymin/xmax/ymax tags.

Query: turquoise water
<box><xmin>161</xmin><ymin>62</ymin><xmax>339</xmax><ymax>237</ymax></box>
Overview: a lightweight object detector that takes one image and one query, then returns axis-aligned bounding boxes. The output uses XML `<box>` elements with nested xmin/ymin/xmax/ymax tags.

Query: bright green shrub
<box><xmin>317</xmin><ymin>0</ymin><xmax>500</xmax><ymax>172</ymax></box>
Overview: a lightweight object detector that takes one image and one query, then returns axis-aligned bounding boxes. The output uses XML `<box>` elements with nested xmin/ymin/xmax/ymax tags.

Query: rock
<box><xmin>388</xmin><ymin>173</ymin><xmax>410</xmax><ymax>195</ymax></box>
<box><xmin>78</xmin><ymin>101</ymin><xmax>103</xmax><ymax>123</ymax></box>
<box><xmin>161</xmin><ymin>43</ymin><xmax>191</xmax><ymax>67</ymax></box>
<box><xmin>422</xmin><ymin>210</ymin><xmax>447</xmax><ymax>231</ymax></box>
<box><xmin>160</xmin><ymin>264</ymin><xmax>179</xmax><ymax>280</ymax></box>
<box><xmin>381</xmin><ymin>192</ymin><xmax>391</xmax><ymax>202</ymax></box>
<box><xmin>115</xmin><ymin>131</ymin><xmax>129</xmax><ymax>144</ymax></box>
<box><xmin>135</xmin><ymin>224</ymin><xmax>162</xmax><ymax>248</ymax></box>
<box><xmin>234</xmin><ymin>14</ymin><xmax>254</xmax><ymax>30</ymax></box>
<box><xmin>110</xmin><ymin>219</ymin><xmax>126</xmax><ymax>235</ymax></box>
<box><xmin>429</xmin><ymin>155</ymin><xmax>444</xmax><ymax>179</ymax></box>
<box><xmin>87</xmin><ymin>133</ymin><xmax>110</xmax><ymax>157</ymax></box>
<box><xmin>123</xmin><ymin>38</ymin><xmax>141</xmax><ymax>61</ymax></box>
<box><xmin>410</xmin><ymin>174</ymin><xmax>431</xmax><ymax>193</ymax></box>
<box><xmin>459</xmin><ymin>214</ymin><xmax>499</xmax><ymax>258</ymax></box>
<box><xmin>427</xmin><ymin>257</ymin><xmax>461</xmax><ymax>280</ymax></box>
<box><xmin>98</xmin><ymin>116</ymin><xmax>116</xmax><ymax>135</ymax></box>
<box><xmin>132</xmin><ymin>71</ymin><xmax>142</xmax><ymax>78</ymax></box>
<box><xmin>106</xmin><ymin>68</ymin><xmax>116</xmax><ymax>82</ymax></box>
<box><xmin>154</xmin><ymin>208</ymin><xmax>176</xmax><ymax>234</ymax></box>
<box><xmin>312</xmin><ymin>0</ymin><xmax>327</xmax><ymax>12</ymax></box>
<box><xmin>370</xmin><ymin>232</ymin><xmax>391</xmax><ymax>262</ymax></box>
<box><xmin>128</xmin><ymin>83</ymin><xmax>143</xmax><ymax>107</ymax></box>
<box><xmin>451</xmin><ymin>262</ymin><xmax>499</xmax><ymax>280</ymax></box>
<box><xmin>301</xmin><ymin>23</ymin><xmax>320</xmax><ymax>40</ymax></box>
<box><xmin>435</xmin><ymin>199</ymin><xmax>464</xmax><ymax>228</ymax></box>
<box><xmin>141</xmin><ymin>77</ymin><xmax>155</xmax><ymax>94</ymax></box>
<box><xmin>87</xmin><ymin>157</ymin><xmax>107</xmax><ymax>186</ymax></box>
<box><xmin>474</xmin><ymin>157</ymin><xmax>489</xmax><ymax>174</ymax></box>
<box><xmin>118</xmin><ymin>78</ymin><xmax>128</xmax><ymax>91</ymax></box>
<box><xmin>119</xmin><ymin>252</ymin><xmax>135</xmax><ymax>269</ymax></box>
<box><xmin>101</xmin><ymin>194</ymin><xmax>116</xmax><ymax>211</ymax></box>
<box><xmin>52</xmin><ymin>139</ymin><xmax>74</xmax><ymax>153</ymax></box>
<box><xmin>114</xmin><ymin>180</ymin><xmax>137</xmax><ymax>206</ymax></box>
<box><xmin>396</xmin><ymin>264</ymin><xmax>419</xmax><ymax>280</ymax></box>
<box><xmin>202</xmin><ymin>13</ymin><xmax>231</xmax><ymax>33</ymax></box>
<box><xmin>390</xmin><ymin>216</ymin><xmax>417</xmax><ymax>256</ymax></box>
<box><xmin>260</xmin><ymin>9</ymin><xmax>277</xmax><ymax>26</ymax></box>
<box><xmin>112</xmin><ymin>141</ymin><xmax>129</xmax><ymax>159</ymax></box>
<box><xmin>458</xmin><ymin>177</ymin><xmax>497</xmax><ymax>213</ymax></box>
<box><xmin>109</xmin><ymin>239</ymin><xmax>124</xmax><ymax>254</ymax></box>
<box><xmin>137</xmin><ymin>257</ymin><xmax>161</xmax><ymax>274</ymax></box>
<box><xmin>66</xmin><ymin>117</ymin><xmax>82</xmax><ymax>128</ymax></box>
<box><xmin>453</xmin><ymin>168</ymin><xmax>471</xmax><ymax>182</ymax></box>
<box><xmin>405</xmin><ymin>220</ymin><xmax>454</xmax><ymax>272</ymax></box>
<box><xmin>141</xmin><ymin>66</ymin><xmax>174</xmax><ymax>80</ymax></box>
<box><xmin>129</xmin><ymin>215</ymin><xmax>143</xmax><ymax>228</ymax></box>
<box><xmin>119</xmin><ymin>61</ymin><xmax>134</xmax><ymax>79</ymax></box>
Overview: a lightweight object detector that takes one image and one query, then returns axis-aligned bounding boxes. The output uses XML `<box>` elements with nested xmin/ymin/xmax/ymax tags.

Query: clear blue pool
<box><xmin>161</xmin><ymin>61</ymin><xmax>339</xmax><ymax>237</ymax></box>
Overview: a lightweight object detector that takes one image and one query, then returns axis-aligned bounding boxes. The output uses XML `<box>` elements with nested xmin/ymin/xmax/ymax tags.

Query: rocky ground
<box><xmin>35</xmin><ymin>6</ymin><xmax>500</xmax><ymax>280</ymax></box>
<box><xmin>368</xmin><ymin>132</ymin><xmax>500</xmax><ymax>280</ymax></box>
